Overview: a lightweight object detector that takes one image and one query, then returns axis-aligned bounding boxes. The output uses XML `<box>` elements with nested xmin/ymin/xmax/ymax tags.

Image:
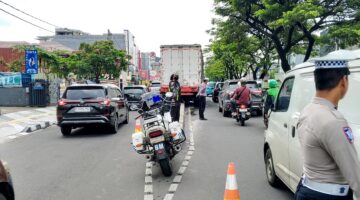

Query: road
<box><xmin>0</xmin><ymin>98</ymin><xmax>293</xmax><ymax>200</ymax></box>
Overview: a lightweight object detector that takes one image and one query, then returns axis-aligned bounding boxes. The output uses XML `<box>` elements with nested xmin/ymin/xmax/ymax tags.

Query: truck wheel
<box><xmin>61</xmin><ymin>126</ymin><xmax>72</xmax><ymax>136</ymax></box>
<box><xmin>265</xmin><ymin>148</ymin><xmax>281</xmax><ymax>187</ymax></box>
<box><xmin>159</xmin><ymin>158</ymin><xmax>173</xmax><ymax>177</ymax></box>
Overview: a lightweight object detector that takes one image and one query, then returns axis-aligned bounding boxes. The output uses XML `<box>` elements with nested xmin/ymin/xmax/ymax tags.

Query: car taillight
<box><xmin>240</xmin><ymin>105</ymin><xmax>246</xmax><ymax>109</ymax></box>
<box><xmin>102</xmin><ymin>100</ymin><xmax>111</xmax><ymax>106</ymax></box>
<box><xmin>149</xmin><ymin>130</ymin><xmax>163</xmax><ymax>138</ymax></box>
<box><xmin>58</xmin><ymin>100</ymin><xmax>66</xmax><ymax>106</ymax></box>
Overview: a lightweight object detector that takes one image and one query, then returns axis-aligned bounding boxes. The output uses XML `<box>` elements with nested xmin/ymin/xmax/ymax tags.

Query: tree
<box><xmin>9</xmin><ymin>59</ymin><xmax>23</xmax><ymax>72</ymax></box>
<box><xmin>214</xmin><ymin>0</ymin><xmax>360</xmax><ymax>72</ymax></box>
<box><xmin>207</xmin><ymin>16</ymin><xmax>276</xmax><ymax>80</ymax></box>
<box><xmin>74</xmin><ymin>40</ymin><xmax>129</xmax><ymax>82</ymax></box>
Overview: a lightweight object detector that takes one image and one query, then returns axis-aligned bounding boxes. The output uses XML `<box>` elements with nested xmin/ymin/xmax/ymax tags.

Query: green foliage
<box><xmin>213</xmin><ymin>0</ymin><xmax>360</xmax><ymax>72</ymax></box>
<box><xmin>72</xmin><ymin>40</ymin><xmax>129</xmax><ymax>82</ymax></box>
<box><xmin>9</xmin><ymin>59</ymin><xmax>23</xmax><ymax>72</ymax></box>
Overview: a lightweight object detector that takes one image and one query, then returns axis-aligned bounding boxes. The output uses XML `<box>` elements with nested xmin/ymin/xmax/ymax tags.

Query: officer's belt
<box><xmin>302</xmin><ymin>175</ymin><xmax>350</xmax><ymax>196</ymax></box>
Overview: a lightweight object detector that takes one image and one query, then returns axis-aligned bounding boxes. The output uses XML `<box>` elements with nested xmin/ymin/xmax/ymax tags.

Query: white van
<box><xmin>263</xmin><ymin>50</ymin><xmax>360</xmax><ymax>194</ymax></box>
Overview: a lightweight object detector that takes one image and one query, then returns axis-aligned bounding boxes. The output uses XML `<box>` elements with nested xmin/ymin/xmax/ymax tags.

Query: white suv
<box><xmin>264</xmin><ymin>50</ymin><xmax>360</xmax><ymax>194</ymax></box>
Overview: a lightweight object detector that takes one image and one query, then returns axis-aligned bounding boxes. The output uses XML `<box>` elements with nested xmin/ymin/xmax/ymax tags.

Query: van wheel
<box><xmin>61</xmin><ymin>126</ymin><xmax>71</xmax><ymax>136</ymax></box>
<box><xmin>265</xmin><ymin>148</ymin><xmax>281</xmax><ymax>187</ymax></box>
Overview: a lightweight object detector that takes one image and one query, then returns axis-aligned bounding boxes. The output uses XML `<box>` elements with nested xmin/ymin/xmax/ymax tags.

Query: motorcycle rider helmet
<box><xmin>240</xmin><ymin>78</ymin><xmax>247</xmax><ymax>86</ymax></box>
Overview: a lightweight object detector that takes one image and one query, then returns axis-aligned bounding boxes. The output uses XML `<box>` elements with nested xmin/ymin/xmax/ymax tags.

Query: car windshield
<box><xmin>151</xmin><ymin>83</ymin><xmax>161</xmax><ymax>87</ymax></box>
<box><xmin>207</xmin><ymin>82</ymin><xmax>215</xmax><ymax>87</ymax></box>
<box><xmin>64</xmin><ymin>87</ymin><xmax>106</xmax><ymax>100</ymax></box>
<box><xmin>246</xmin><ymin>82</ymin><xmax>259</xmax><ymax>90</ymax></box>
<box><xmin>229</xmin><ymin>82</ymin><xmax>238</xmax><ymax>90</ymax></box>
<box><xmin>124</xmin><ymin>88</ymin><xmax>145</xmax><ymax>94</ymax></box>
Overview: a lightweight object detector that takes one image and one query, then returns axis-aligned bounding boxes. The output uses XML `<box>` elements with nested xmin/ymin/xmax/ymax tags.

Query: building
<box><xmin>0</xmin><ymin>41</ymin><xmax>29</xmax><ymax>72</ymax></box>
<box><xmin>38</xmin><ymin>28</ymin><xmax>141</xmax><ymax>86</ymax></box>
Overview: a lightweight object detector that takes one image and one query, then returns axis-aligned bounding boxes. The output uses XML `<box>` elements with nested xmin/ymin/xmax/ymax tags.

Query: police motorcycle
<box><xmin>234</xmin><ymin>103</ymin><xmax>251</xmax><ymax>126</ymax></box>
<box><xmin>0</xmin><ymin>160</ymin><xmax>15</xmax><ymax>200</ymax></box>
<box><xmin>132</xmin><ymin>92</ymin><xmax>186</xmax><ymax>177</ymax></box>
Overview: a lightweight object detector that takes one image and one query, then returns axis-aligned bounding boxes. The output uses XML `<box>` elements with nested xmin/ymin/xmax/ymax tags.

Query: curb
<box><xmin>22</xmin><ymin>121</ymin><xmax>56</xmax><ymax>133</ymax></box>
<box><xmin>179</xmin><ymin>103</ymin><xmax>185</xmax><ymax>128</ymax></box>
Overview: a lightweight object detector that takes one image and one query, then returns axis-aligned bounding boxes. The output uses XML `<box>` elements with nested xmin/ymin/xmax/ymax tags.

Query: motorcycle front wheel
<box><xmin>159</xmin><ymin>158</ymin><xmax>173</xmax><ymax>177</ymax></box>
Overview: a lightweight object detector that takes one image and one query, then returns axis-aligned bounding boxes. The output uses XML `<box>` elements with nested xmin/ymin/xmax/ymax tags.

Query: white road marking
<box><xmin>168</xmin><ymin>184</ymin><xmax>178</xmax><ymax>193</ymax></box>
<box><xmin>173</xmin><ymin>175</ymin><xmax>182</xmax><ymax>183</ymax></box>
<box><xmin>145</xmin><ymin>176</ymin><xmax>152</xmax><ymax>184</ymax></box>
<box><xmin>163</xmin><ymin>194</ymin><xmax>174</xmax><ymax>200</ymax></box>
<box><xmin>144</xmin><ymin>184</ymin><xmax>153</xmax><ymax>194</ymax></box>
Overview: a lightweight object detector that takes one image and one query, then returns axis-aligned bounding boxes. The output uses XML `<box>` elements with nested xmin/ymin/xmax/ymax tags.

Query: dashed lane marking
<box><xmin>162</xmin><ymin>109</ymin><xmax>195</xmax><ymax>200</ymax></box>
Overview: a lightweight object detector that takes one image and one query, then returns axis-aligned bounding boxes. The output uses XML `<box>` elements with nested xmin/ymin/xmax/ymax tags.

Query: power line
<box><xmin>0</xmin><ymin>0</ymin><xmax>60</xmax><ymax>28</ymax></box>
<box><xmin>0</xmin><ymin>7</ymin><xmax>54</xmax><ymax>33</ymax></box>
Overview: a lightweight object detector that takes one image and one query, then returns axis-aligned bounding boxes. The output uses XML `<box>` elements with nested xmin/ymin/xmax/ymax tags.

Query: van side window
<box><xmin>275</xmin><ymin>77</ymin><xmax>295</xmax><ymax>112</ymax></box>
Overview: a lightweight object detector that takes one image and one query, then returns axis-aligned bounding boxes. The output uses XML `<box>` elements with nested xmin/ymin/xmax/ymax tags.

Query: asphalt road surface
<box><xmin>0</xmin><ymin>98</ymin><xmax>293</xmax><ymax>200</ymax></box>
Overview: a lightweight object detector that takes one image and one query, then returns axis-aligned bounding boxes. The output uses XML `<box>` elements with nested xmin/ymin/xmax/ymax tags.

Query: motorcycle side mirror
<box><xmin>137</xmin><ymin>109</ymin><xmax>144</xmax><ymax>115</ymax></box>
<box><xmin>165</xmin><ymin>92</ymin><xmax>174</xmax><ymax>98</ymax></box>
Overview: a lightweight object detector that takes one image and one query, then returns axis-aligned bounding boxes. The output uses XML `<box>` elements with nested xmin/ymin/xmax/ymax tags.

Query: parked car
<box><xmin>218</xmin><ymin>80</ymin><xmax>239</xmax><ymax>117</ymax></box>
<box><xmin>149</xmin><ymin>81</ymin><xmax>161</xmax><ymax>94</ymax></box>
<box><xmin>0</xmin><ymin>160</ymin><xmax>14</xmax><ymax>200</ymax></box>
<box><xmin>212</xmin><ymin>82</ymin><xmax>224</xmax><ymax>103</ymax></box>
<box><xmin>124</xmin><ymin>85</ymin><xmax>149</xmax><ymax>110</ymax></box>
<box><xmin>263</xmin><ymin>50</ymin><xmax>360</xmax><ymax>196</ymax></box>
<box><xmin>206</xmin><ymin>81</ymin><xmax>216</xmax><ymax>96</ymax></box>
<box><xmin>57</xmin><ymin>84</ymin><xmax>129</xmax><ymax>136</ymax></box>
<box><xmin>246</xmin><ymin>80</ymin><xmax>263</xmax><ymax>116</ymax></box>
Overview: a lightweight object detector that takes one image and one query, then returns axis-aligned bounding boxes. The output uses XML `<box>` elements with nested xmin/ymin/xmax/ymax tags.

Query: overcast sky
<box><xmin>0</xmin><ymin>0</ymin><xmax>215</xmax><ymax>55</ymax></box>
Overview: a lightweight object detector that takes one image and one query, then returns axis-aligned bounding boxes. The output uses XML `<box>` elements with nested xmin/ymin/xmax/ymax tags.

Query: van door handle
<box><xmin>284</xmin><ymin>123</ymin><xmax>288</xmax><ymax>128</ymax></box>
<box><xmin>292</xmin><ymin>126</ymin><xmax>296</xmax><ymax>138</ymax></box>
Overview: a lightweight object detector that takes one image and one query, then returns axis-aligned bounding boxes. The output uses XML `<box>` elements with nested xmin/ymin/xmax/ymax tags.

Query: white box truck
<box><xmin>159</xmin><ymin>44</ymin><xmax>204</xmax><ymax>103</ymax></box>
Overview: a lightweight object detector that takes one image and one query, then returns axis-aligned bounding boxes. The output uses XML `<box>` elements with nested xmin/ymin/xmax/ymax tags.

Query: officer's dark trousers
<box><xmin>295</xmin><ymin>181</ymin><xmax>353</xmax><ymax>200</ymax></box>
<box><xmin>171</xmin><ymin>103</ymin><xmax>180</xmax><ymax>122</ymax></box>
<box><xmin>199</xmin><ymin>96</ymin><xmax>206</xmax><ymax>119</ymax></box>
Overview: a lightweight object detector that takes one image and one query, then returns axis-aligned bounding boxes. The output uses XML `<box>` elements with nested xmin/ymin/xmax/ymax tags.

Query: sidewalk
<box><xmin>0</xmin><ymin>106</ymin><xmax>56</xmax><ymax>142</ymax></box>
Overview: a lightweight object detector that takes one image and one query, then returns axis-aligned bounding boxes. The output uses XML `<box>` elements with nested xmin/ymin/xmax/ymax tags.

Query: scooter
<box><xmin>132</xmin><ymin>92</ymin><xmax>186</xmax><ymax>177</ymax></box>
<box><xmin>235</xmin><ymin>104</ymin><xmax>251</xmax><ymax>126</ymax></box>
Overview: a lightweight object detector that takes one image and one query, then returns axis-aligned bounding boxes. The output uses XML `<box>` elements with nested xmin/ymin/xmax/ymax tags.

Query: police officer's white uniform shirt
<box><xmin>298</xmin><ymin>97</ymin><xmax>360</xmax><ymax>198</ymax></box>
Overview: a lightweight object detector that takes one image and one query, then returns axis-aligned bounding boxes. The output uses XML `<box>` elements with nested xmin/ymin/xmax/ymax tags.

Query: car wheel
<box><xmin>222</xmin><ymin>105</ymin><xmax>228</xmax><ymax>117</ymax></box>
<box><xmin>265</xmin><ymin>148</ymin><xmax>281</xmax><ymax>187</ymax></box>
<box><xmin>61</xmin><ymin>126</ymin><xmax>72</xmax><ymax>136</ymax></box>
<box><xmin>123</xmin><ymin>110</ymin><xmax>129</xmax><ymax>124</ymax></box>
<box><xmin>110</xmin><ymin>115</ymin><xmax>119</xmax><ymax>134</ymax></box>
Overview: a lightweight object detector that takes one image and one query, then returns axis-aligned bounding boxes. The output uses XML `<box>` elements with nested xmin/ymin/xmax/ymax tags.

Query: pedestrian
<box><xmin>295</xmin><ymin>59</ymin><xmax>360</xmax><ymax>200</ymax></box>
<box><xmin>197</xmin><ymin>78</ymin><xmax>208</xmax><ymax>120</ymax></box>
<box><xmin>169</xmin><ymin>74</ymin><xmax>181</xmax><ymax>122</ymax></box>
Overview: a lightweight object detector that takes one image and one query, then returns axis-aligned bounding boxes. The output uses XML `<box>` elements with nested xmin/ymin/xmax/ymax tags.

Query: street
<box><xmin>0</xmin><ymin>98</ymin><xmax>293</xmax><ymax>200</ymax></box>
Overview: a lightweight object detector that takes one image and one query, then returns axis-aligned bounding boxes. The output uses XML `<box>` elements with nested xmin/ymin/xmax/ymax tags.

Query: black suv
<box><xmin>57</xmin><ymin>84</ymin><xmax>129</xmax><ymax>136</ymax></box>
<box><xmin>124</xmin><ymin>85</ymin><xmax>148</xmax><ymax>110</ymax></box>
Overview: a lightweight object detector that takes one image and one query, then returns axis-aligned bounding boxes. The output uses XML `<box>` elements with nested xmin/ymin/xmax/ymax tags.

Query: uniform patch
<box><xmin>343</xmin><ymin>127</ymin><xmax>354</xmax><ymax>144</ymax></box>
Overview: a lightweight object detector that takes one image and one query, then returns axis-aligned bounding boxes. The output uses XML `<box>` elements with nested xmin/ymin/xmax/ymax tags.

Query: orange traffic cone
<box><xmin>134</xmin><ymin>118</ymin><xmax>142</xmax><ymax>133</ymax></box>
<box><xmin>224</xmin><ymin>162</ymin><xmax>240</xmax><ymax>200</ymax></box>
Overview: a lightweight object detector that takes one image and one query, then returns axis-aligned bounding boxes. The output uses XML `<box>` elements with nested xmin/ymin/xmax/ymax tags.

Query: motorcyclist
<box><xmin>230</xmin><ymin>78</ymin><xmax>251</xmax><ymax>117</ymax></box>
<box><xmin>263</xmin><ymin>79</ymin><xmax>279</xmax><ymax>127</ymax></box>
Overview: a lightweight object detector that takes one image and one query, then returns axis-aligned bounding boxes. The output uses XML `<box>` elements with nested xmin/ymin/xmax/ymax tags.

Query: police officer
<box><xmin>169</xmin><ymin>74</ymin><xmax>181</xmax><ymax>122</ymax></box>
<box><xmin>295</xmin><ymin>59</ymin><xmax>360</xmax><ymax>200</ymax></box>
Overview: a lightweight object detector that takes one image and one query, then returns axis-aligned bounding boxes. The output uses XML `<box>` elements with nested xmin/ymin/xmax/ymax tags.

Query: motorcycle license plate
<box><xmin>150</xmin><ymin>135</ymin><xmax>165</xmax><ymax>144</ymax></box>
<box><xmin>154</xmin><ymin>143</ymin><xmax>164</xmax><ymax>150</ymax></box>
<box><xmin>239</xmin><ymin>109</ymin><xmax>247</xmax><ymax>112</ymax></box>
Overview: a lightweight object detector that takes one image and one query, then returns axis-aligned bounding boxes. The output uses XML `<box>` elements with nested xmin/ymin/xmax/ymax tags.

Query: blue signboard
<box><xmin>25</xmin><ymin>50</ymin><xmax>38</xmax><ymax>74</ymax></box>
